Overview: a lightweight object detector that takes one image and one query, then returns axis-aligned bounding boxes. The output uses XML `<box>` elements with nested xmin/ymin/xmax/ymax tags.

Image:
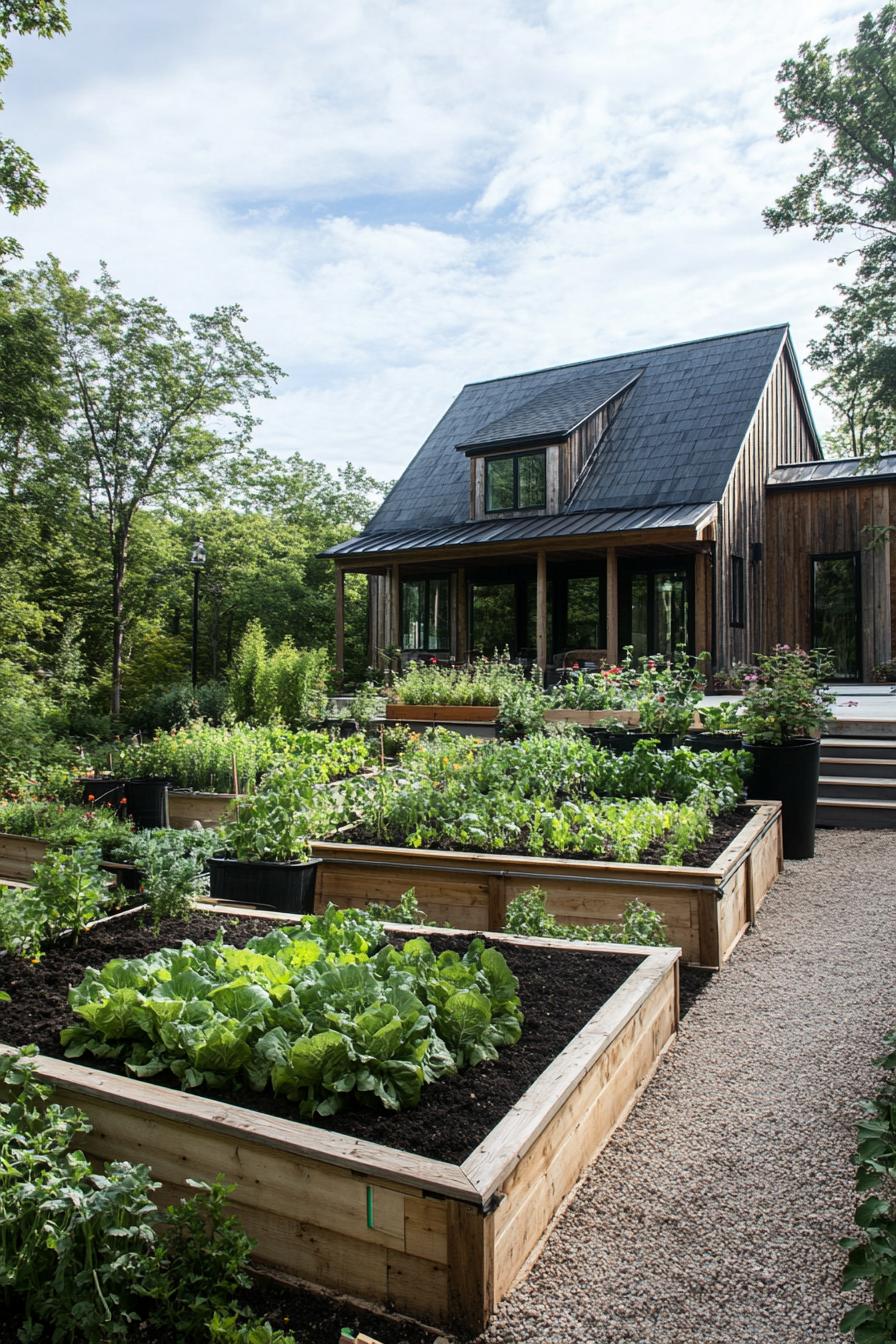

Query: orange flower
<box><xmin>87</xmin><ymin>794</ymin><xmax>95</xmax><ymax>803</ymax></box>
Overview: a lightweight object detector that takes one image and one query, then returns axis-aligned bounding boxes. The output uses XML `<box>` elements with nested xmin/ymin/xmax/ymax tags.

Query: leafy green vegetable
<box><xmin>62</xmin><ymin>907</ymin><xmax>523</xmax><ymax>1116</ymax></box>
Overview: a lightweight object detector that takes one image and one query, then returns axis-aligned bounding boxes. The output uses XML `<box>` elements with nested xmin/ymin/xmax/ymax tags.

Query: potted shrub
<box><xmin>736</xmin><ymin>645</ymin><xmax>835</xmax><ymax>860</ymax></box>
<box><xmin>685</xmin><ymin>702</ymin><xmax>744</xmax><ymax>752</ymax></box>
<box><xmin>207</xmin><ymin>761</ymin><xmax>329</xmax><ymax>912</ymax></box>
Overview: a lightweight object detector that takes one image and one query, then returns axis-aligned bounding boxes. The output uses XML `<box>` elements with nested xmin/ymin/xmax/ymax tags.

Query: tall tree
<box><xmin>764</xmin><ymin>5</ymin><xmax>896</xmax><ymax>459</ymax></box>
<box><xmin>0</xmin><ymin>0</ymin><xmax>69</xmax><ymax>261</ymax></box>
<box><xmin>28</xmin><ymin>257</ymin><xmax>283</xmax><ymax>715</ymax></box>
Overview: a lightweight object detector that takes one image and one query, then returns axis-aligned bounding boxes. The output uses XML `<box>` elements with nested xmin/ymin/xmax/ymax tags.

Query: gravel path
<box><xmin>480</xmin><ymin>828</ymin><xmax>896</xmax><ymax>1344</ymax></box>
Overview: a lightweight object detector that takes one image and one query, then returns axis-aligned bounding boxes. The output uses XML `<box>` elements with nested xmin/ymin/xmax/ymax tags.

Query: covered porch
<box><xmin>331</xmin><ymin>511</ymin><xmax>716</xmax><ymax>679</ymax></box>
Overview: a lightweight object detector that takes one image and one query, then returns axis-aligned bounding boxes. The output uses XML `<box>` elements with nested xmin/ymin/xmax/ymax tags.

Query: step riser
<box><xmin>817</xmin><ymin>804</ymin><xmax>896</xmax><ymax>829</ymax></box>
<box><xmin>820</xmin><ymin>760</ymin><xmax>896</xmax><ymax>779</ymax></box>
<box><xmin>821</xmin><ymin>740</ymin><xmax>896</xmax><ymax>762</ymax></box>
<box><xmin>819</xmin><ymin>780</ymin><xmax>896</xmax><ymax>802</ymax></box>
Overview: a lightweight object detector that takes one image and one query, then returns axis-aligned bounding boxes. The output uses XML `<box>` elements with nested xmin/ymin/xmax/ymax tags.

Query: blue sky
<box><xmin>4</xmin><ymin>0</ymin><xmax>867</xmax><ymax>479</ymax></box>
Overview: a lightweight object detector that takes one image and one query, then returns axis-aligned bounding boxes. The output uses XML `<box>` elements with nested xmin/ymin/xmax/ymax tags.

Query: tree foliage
<box><xmin>0</xmin><ymin>0</ymin><xmax>70</xmax><ymax>261</ymax></box>
<box><xmin>764</xmin><ymin>5</ymin><xmax>896</xmax><ymax>460</ymax></box>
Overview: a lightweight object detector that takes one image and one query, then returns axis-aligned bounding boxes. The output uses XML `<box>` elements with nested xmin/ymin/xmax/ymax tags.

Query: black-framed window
<box><xmin>485</xmin><ymin>450</ymin><xmax>546</xmax><ymax>512</ymax></box>
<box><xmin>812</xmin><ymin>552</ymin><xmax>860</xmax><ymax>680</ymax></box>
<box><xmin>730</xmin><ymin>555</ymin><xmax>745</xmax><ymax>628</ymax></box>
<box><xmin>401</xmin><ymin>576</ymin><xmax>450</xmax><ymax>651</ymax></box>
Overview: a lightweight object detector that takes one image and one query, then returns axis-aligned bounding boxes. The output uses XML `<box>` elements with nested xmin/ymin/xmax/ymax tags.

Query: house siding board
<box><xmin>715</xmin><ymin>347</ymin><xmax>816</xmax><ymax>667</ymax></box>
<box><xmin>352</xmin><ymin>326</ymin><xmax>791</xmax><ymax>542</ymax></box>
<box><xmin>764</xmin><ymin>481</ymin><xmax>894</xmax><ymax>676</ymax></box>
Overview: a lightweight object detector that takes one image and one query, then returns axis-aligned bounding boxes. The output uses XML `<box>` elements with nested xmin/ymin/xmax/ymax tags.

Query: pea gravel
<box><xmin>478</xmin><ymin>828</ymin><xmax>896</xmax><ymax>1344</ymax></box>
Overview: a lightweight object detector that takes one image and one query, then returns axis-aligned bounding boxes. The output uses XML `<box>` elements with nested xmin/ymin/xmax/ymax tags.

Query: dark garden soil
<box><xmin>342</xmin><ymin>805</ymin><xmax>752</xmax><ymax>868</ymax></box>
<box><xmin>0</xmin><ymin>910</ymin><xmax>665</xmax><ymax>1164</ymax></box>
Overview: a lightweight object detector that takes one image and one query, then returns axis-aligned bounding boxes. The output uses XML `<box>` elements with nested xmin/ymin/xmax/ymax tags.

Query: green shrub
<box><xmin>0</xmin><ymin>798</ymin><xmax>133</xmax><ymax>849</ymax></box>
<box><xmin>0</xmin><ymin>1048</ymin><xmax>264</xmax><ymax>1343</ymax></box>
<box><xmin>504</xmin><ymin>886</ymin><xmax>668</xmax><ymax>946</ymax></box>
<box><xmin>229</xmin><ymin>623</ymin><xmax>331</xmax><ymax>726</ymax></box>
<box><xmin>840</xmin><ymin>1027</ymin><xmax>896</xmax><ymax>1343</ymax></box>
<box><xmin>128</xmin><ymin>679</ymin><xmax>230</xmax><ymax>733</ymax></box>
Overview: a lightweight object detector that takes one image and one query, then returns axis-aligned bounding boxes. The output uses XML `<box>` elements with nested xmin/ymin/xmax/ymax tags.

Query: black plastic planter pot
<box><xmin>77</xmin><ymin>777</ymin><xmax>125</xmax><ymax>811</ymax></box>
<box><xmin>683</xmin><ymin>733</ymin><xmax>745</xmax><ymax>753</ymax></box>
<box><xmin>207</xmin><ymin>856</ymin><xmax>321</xmax><ymax>913</ymax></box>
<box><xmin>123</xmin><ymin>777</ymin><xmax>170</xmax><ymax>830</ymax></box>
<box><xmin>745</xmin><ymin>737</ymin><xmax>820</xmax><ymax>860</ymax></box>
<box><xmin>609</xmin><ymin>731</ymin><xmax>680</xmax><ymax>755</ymax></box>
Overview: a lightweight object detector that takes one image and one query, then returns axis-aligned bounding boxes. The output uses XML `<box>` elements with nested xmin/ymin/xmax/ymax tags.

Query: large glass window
<box><xmin>485</xmin><ymin>451</ymin><xmax>546</xmax><ymax>512</ymax></box>
<box><xmin>401</xmin><ymin>577</ymin><xmax>450</xmax><ymax>651</ymax></box>
<box><xmin>812</xmin><ymin>553</ymin><xmax>860</xmax><ymax>680</ymax></box>
<box><xmin>565</xmin><ymin>576</ymin><xmax>602</xmax><ymax>649</ymax></box>
<box><xmin>622</xmin><ymin>565</ymin><xmax>691</xmax><ymax>659</ymax></box>
<box><xmin>471</xmin><ymin>582</ymin><xmax>517</xmax><ymax>656</ymax></box>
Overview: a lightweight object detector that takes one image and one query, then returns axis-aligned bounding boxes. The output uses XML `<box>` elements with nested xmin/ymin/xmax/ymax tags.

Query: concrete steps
<box><xmin>817</xmin><ymin>737</ymin><xmax>896</xmax><ymax>828</ymax></box>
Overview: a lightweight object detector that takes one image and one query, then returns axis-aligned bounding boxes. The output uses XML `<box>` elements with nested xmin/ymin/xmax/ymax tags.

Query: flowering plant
<box><xmin>733</xmin><ymin>645</ymin><xmax>835</xmax><ymax>745</ymax></box>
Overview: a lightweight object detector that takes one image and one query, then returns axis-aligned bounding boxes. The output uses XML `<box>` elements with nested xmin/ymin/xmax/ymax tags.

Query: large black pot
<box><xmin>77</xmin><ymin>777</ymin><xmax>125</xmax><ymax>811</ymax></box>
<box><xmin>123</xmin><ymin>777</ymin><xmax>170</xmax><ymax>830</ymax></box>
<box><xmin>745</xmin><ymin>737</ymin><xmax>820</xmax><ymax>860</ymax></box>
<box><xmin>207</xmin><ymin>855</ymin><xmax>321</xmax><ymax>913</ymax></box>
<box><xmin>683</xmin><ymin>733</ymin><xmax>745</xmax><ymax>754</ymax></box>
<box><xmin>609</xmin><ymin>730</ymin><xmax>680</xmax><ymax>755</ymax></box>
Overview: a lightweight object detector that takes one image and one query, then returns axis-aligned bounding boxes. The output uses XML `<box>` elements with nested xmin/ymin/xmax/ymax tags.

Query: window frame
<box><xmin>484</xmin><ymin>449</ymin><xmax>547</xmax><ymax>514</ymax></box>
<box><xmin>400</xmin><ymin>576</ymin><xmax>450</xmax><ymax>652</ymax></box>
<box><xmin>729</xmin><ymin>554</ymin><xmax>745</xmax><ymax>628</ymax></box>
<box><xmin>810</xmin><ymin>550</ymin><xmax>861</xmax><ymax>681</ymax></box>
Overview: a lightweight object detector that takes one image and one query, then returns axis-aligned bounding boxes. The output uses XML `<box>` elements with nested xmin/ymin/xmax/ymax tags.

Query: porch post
<box><xmin>456</xmin><ymin>566</ymin><xmax>468</xmax><ymax>663</ymax></box>
<box><xmin>389</xmin><ymin>564</ymin><xmax>401</xmax><ymax>652</ymax></box>
<box><xmin>536</xmin><ymin>549</ymin><xmax>548</xmax><ymax>674</ymax></box>
<box><xmin>334</xmin><ymin>565</ymin><xmax>345</xmax><ymax>683</ymax></box>
<box><xmin>606</xmin><ymin>546</ymin><xmax>619</xmax><ymax>664</ymax></box>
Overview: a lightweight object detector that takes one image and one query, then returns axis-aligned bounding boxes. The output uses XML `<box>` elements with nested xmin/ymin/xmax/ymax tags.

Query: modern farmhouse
<box><xmin>326</xmin><ymin>325</ymin><xmax>896</xmax><ymax>681</ymax></box>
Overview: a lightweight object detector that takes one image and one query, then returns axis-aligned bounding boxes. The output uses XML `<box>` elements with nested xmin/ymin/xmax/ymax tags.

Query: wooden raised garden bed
<box><xmin>167</xmin><ymin>790</ymin><xmax>237</xmax><ymax>830</ymax></box>
<box><xmin>311</xmin><ymin>802</ymin><xmax>783</xmax><ymax>970</ymax></box>
<box><xmin>543</xmin><ymin>708</ymin><xmax>640</xmax><ymax>727</ymax></box>
<box><xmin>385</xmin><ymin>703</ymin><xmax>498</xmax><ymax>724</ymax></box>
<box><xmin>0</xmin><ymin>913</ymin><xmax>678</xmax><ymax>1334</ymax></box>
<box><xmin>0</xmin><ymin>831</ymin><xmax>52</xmax><ymax>883</ymax></box>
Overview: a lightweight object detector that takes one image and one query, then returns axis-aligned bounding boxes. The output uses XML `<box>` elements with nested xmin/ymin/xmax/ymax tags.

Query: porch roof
<box><xmin>322</xmin><ymin>501</ymin><xmax>715</xmax><ymax>560</ymax></box>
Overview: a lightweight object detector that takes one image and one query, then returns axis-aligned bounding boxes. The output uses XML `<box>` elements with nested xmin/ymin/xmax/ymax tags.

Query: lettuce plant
<box><xmin>61</xmin><ymin>907</ymin><xmax>523</xmax><ymax>1116</ymax></box>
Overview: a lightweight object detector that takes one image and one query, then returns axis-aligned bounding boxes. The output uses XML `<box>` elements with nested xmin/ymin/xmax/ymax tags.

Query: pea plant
<box><xmin>333</xmin><ymin>732</ymin><xmax>745</xmax><ymax>865</ymax></box>
<box><xmin>0</xmin><ymin>845</ymin><xmax>114</xmax><ymax>959</ymax></box>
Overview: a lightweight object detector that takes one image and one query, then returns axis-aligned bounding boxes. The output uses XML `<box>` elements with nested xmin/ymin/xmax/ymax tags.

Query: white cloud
<box><xmin>3</xmin><ymin>0</ymin><xmax>868</xmax><ymax>477</ymax></box>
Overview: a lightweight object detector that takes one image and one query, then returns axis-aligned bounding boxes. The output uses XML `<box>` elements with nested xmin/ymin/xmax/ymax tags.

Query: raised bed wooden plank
<box><xmin>167</xmin><ymin>791</ymin><xmax>237</xmax><ymax>829</ymax></box>
<box><xmin>311</xmin><ymin>803</ymin><xmax>782</xmax><ymax>969</ymax></box>
<box><xmin>0</xmin><ymin>919</ymin><xmax>677</xmax><ymax>1334</ymax></box>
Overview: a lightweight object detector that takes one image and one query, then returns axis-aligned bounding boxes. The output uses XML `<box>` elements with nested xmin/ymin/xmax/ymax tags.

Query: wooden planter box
<box><xmin>0</xmin><ymin>917</ymin><xmax>678</xmax><ymax>1334</ymax></box>
<box><xmin>385</xmin><ymin>703</ymin><xmax>498</xmax><ymax>724</ymax></box>
<box><xmin>544</xmin><ymin>708</ymin><xmax>640</xmax><ymax>727</ymax></box>
<box><xmin>167</xmin><ymin>791</ymin><xmax>238</xmax><ymax>830</ymax></box>
<box><xmin>0</xmin><ymin>831</ymin><xmax>52</xmax><ymax>883</ymax></box>
<box><xmin>310</xmin><ymin>802</ymin><xmax>783</xmax><ymax>970</ymax></box>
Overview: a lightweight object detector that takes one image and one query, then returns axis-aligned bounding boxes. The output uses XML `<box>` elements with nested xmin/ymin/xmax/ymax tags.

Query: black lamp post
<box><xmin>190</xmin><ymin>537</ymin><xmax>206</xmax><ymax>687</ymax></box>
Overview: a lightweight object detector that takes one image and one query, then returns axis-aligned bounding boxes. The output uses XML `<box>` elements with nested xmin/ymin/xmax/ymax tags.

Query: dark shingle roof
<box><xmin>455</xmin><ymin>366</ymin><xmax>644</xmax><ymax>451</ymax></box>
<box><xmin>768</xmin><ymin>455</ymin><xmax>896</xmax><ymax>488</ymax></box>
<box><xmin>326</xmin><ymin>502</ymin><xmax>715</xmax><ymax>557</ymax></box>
<box><xmin>339</xmin><ymin>324</ymin><xmax>814</xmax><ymax>551</ymax></box>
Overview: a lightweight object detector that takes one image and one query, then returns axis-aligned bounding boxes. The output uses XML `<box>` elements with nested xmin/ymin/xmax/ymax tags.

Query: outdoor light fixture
<box><xmin>190</xmin><ymin>537</ymin><xmax>206</xmax><ymax>686</ymax></box>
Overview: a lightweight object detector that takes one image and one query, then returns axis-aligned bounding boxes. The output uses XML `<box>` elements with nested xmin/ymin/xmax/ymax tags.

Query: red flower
<box><xmin>572</xmin><ymin>662</ymin><xmax>580</xmax><ymax>670</ymax></box>
<box><xmin>120</xmin><ymin>796</ymin><xmax>128</xmax><ymax>806</ymax></box>
<box><xmin>86</xmin><ymin>794</ymin><xmax>95</xmax><ymax>803</ymax></box>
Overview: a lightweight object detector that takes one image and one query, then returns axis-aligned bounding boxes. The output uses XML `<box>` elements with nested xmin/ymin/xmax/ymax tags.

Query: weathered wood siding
<box><xmin>716</xmin><ymin>344</ymin><xmax>818</xmax><ymax>667</ymax></box>
<box><xmin>765</xmin><ymin>481</ymin><xmax>894</xmax><ymax>677</ymax></box>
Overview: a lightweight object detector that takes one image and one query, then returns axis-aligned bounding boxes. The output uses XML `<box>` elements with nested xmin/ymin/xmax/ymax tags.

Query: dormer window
<box><xmin>485</xmin><ymin>450</ymin><xmax>546</xmax><ymax>513</ymax></box>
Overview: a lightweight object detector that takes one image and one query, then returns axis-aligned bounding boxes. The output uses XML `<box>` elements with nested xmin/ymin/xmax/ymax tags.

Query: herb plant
<box><xmin>0</xmin><ymin>799</ymin><xmax>133</xmax><ymax>850</ymax></box>
<box><xmin>110</xmin><ymin>828</ymin><xmax>221</xmax><ymax>928</ymax></box>
<box><xmin>62</xmin><ymin>907</ymin><xmax>523</xmax><ymax>1116</ymax></box>
<box><xmin>224</xmin><ymin>760</ymin><xmax>338</xmax><ymax>863</ymax></box>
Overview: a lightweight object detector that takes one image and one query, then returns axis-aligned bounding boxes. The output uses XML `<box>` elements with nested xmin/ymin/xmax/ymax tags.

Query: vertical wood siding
<box><xmin>716</xmin><ymin>347</ymin><xmax>816</xmax><ymax>667</ymax></box>
<box><xmin>764</xmin><ymin>482</ymin><xmax>893</xmax><ymax>677</ymax></box>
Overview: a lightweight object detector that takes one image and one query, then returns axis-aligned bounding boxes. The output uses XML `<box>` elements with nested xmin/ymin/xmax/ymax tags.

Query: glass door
<box><xmin>620</xmin><ymin>561</ymin><xmax>693</xmax><ymax>658</ymax></box>
<box><xmin>812</xmin><ymin>553</ymin><xmax>860</xmax><ymax>680</ymax></box>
